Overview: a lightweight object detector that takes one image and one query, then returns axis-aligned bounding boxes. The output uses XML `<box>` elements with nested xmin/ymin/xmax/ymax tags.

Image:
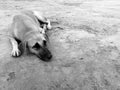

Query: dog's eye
<box><xmin>32</xmin><ymin>43</ymin><xmax>41</xmax><ymax>50</ymax></box>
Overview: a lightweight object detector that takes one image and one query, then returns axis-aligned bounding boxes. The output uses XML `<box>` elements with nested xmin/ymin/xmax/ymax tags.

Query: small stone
<box><xmin>7</xmin><ymin>72</ymin><xmax>16</xmax><ymax>81</ymax></box>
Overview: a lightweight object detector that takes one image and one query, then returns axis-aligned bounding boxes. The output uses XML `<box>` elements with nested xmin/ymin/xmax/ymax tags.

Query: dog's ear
<box><xmin>32</xmin><ymin>42</ymin><xmax>41</xmax><ymax>50</ymax></box>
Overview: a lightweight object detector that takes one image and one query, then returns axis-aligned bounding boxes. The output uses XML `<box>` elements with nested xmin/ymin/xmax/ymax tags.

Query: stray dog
<box><xmin>9</xmin><ymin>10</ymin><xmax>52</xmax><ymax>61</ymax></box>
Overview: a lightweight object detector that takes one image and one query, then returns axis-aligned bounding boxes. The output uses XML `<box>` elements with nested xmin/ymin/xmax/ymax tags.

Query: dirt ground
<box><xmin>0</xmin><ymin>0</ymin><xmax>120</xmax><ymax>90</ymax></box>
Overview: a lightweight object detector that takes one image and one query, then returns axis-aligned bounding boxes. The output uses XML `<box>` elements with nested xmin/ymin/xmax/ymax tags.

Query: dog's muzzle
<box><xmin>38</xmin><ymin>47</ymin><xmax>52</xmax><ymax>62</ymax></box>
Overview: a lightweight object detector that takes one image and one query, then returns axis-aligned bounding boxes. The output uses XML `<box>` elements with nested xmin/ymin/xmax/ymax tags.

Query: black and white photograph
<box><xmin>0</xmin><ymin>0</ymin><xmax>120</xmax><ymax>90</ymax></box>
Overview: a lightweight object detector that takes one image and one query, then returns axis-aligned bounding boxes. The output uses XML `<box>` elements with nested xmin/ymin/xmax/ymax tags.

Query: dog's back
<box><xmin>12</xmin><ymin>12</ymin><xmax>42</xmax><ymax>41</ymax></box>
<box><xmin>21</xmin><ymin>10</ymin><xmax>40</xmax><ymax>25</ymax></box>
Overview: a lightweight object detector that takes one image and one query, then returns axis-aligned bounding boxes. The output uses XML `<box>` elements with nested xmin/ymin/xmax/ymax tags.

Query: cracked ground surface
<box><xmin>0</xmin><ymin>0</ymin><xmax>120</xmax><ymax>90</ymax></box>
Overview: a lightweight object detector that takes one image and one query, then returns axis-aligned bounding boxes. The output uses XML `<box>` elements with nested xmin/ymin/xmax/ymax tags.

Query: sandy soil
<box><xmin>0</xmin><ymin>0</ymin><xmax>120</xmax><ymax>90</ymax></box>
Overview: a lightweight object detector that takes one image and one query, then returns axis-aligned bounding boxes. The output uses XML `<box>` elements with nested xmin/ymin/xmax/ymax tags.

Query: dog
<box><xmin>9</xmin><ymin>10</ymin><xmax>52</xmax><ymax>61</ymax></box>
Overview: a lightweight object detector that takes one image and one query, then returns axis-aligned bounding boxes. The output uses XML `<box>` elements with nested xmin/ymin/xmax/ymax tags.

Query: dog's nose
<box><xmin>48</xmin><ymin>54</ymin><xmax>52</xmax><ymax>59</ymax></box>
<box><xmin>41</xmin><ymin>54</ymin><xmax>52</xmax><ymax>62</ymax></box>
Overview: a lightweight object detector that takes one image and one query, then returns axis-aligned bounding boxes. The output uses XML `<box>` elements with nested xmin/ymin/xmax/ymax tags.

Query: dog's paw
<box><xmin>11</xmin><ymin>48</ymin><xmax>21</xmax><ymax>57</ymax></box>
<box><xmin>47</xmin><ymin>24</ymin><xmax>52</xmax><ymax>30</ymax></box>
<box><xmin>46</xmin><ymin>20</ymin><xmax>52</xmax><ymax>30</ymax></box>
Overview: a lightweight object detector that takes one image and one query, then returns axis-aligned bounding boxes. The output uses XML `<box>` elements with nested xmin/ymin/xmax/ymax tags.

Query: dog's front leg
<box><xmin>10</xmin><ymin>38</ymin><xmax>21</xmax><ymax>57</ymax></box>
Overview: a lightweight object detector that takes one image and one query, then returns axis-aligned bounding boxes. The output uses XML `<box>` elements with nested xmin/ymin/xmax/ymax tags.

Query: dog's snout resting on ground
<box><xmin>9</xmin><ymin>10</ymin><xmax>52</xmax><ymax>61</ymax></box>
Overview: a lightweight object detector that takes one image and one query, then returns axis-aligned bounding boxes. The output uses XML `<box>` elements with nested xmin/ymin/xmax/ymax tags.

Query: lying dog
<box><xmin>9</xmin><ymin>10</ymin><xmax>52</xmax><ymax>61</ymax></box>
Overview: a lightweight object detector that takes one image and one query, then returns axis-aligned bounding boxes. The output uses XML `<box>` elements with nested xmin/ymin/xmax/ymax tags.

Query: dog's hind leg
<box><xmin>44</xmin><ymin>19</ymin><xmax>52</xmax><ymax>30</ymax></box>
<box><xmin>10</xmin><ymin>38</ymin><xmax>21</xmax><ymax>57</ymax></box>
<box><xmin>33</xmin><ymin>11</ymin><xmax>52</xmax><ymax>30</ymax></box>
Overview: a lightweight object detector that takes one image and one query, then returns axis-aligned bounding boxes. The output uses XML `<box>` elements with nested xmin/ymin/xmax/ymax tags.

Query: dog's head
<box><xmin>26</xmin><ymin>33</ymin><xmax>52</xmax><ymax>61</ymax></box>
